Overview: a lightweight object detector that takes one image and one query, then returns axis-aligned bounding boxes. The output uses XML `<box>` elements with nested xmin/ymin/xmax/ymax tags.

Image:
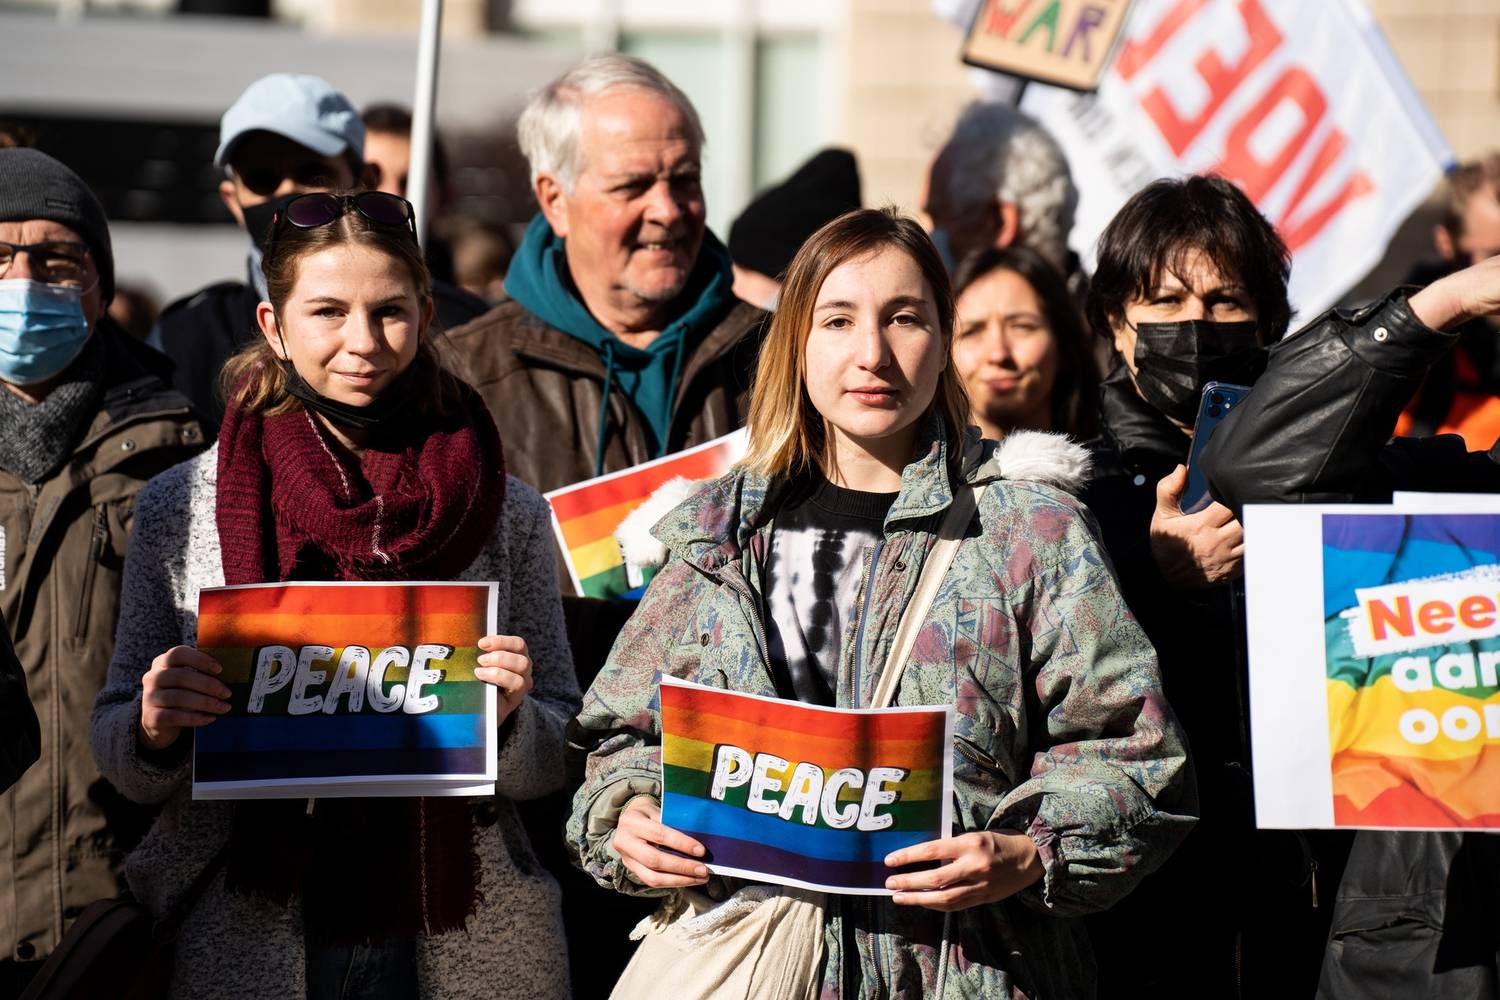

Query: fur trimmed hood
<box><xmin>614</xmin><ymin>475</ymin><xmax>701</xmax><ymax>579</ymax></box>
<box><xmin>615</xmin><ymin>429</ymin><xmax>1092</xmax><ymax>574</ymax></box>
<box><xmin>971</xmin><ymin>429</ymin><xmax>1092</xmax><ymax>493</ymax></box>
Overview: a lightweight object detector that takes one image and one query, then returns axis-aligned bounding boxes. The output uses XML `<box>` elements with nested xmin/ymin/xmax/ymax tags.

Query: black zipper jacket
<box><xmin>1084</xmin><ymin>362</ymin><xmax>1333</xmax><ymax>998</ymax></box>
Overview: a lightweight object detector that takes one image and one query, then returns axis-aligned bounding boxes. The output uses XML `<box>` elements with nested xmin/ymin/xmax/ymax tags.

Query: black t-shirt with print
<box><xmin>763</xmin><ymin>476</ymin><xmax>898</xmax><ymax>706</ymax></box>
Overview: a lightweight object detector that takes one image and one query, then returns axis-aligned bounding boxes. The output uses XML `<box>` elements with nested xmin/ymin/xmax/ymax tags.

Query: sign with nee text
<box><xmin>1246</xmin><ymin>497</ymin><xmax>1500</xmax><ymax>830</ymax></box>
<box><xmin>963</xmin><ymin>0</ymin><xmax>1135</xmax><ymax>91</ymax></box>
<box><xmin>193</xmin><ymin>582</ymin><xmax>498</xmax><ymax>800</ymax></box>
<box><xmin>1021</xmin><ymin>0</ymin><xmax>1453</xmax><ymax>317</ymax></box>
<box><xmin>658</xmin><ymin>677</ymin><xmax>954</xmax><ymax>894</ymax></box>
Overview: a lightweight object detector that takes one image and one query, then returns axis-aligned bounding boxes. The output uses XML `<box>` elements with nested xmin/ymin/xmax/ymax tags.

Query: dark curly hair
<box><xmin>1086</xmin><ymin>174</ymin><xmax>1292</xmax><ymax>346</ymax></box>
<box><xmin>954</xmin><ymin>245</ymin><xmax>1099</xmax><ymax>439</ymax></box>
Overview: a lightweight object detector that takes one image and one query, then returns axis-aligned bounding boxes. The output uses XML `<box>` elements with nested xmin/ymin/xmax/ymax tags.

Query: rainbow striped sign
<box><xmin>545</xmin><ymin>430</ymin><xmax>747</xmax><ymax>599</ymax></box>
<box><xmin>658</xmin><ymin>677</ymin><xmax>954</xmax><ymax>894</ymax></box>
<box><xmin>1324</xmin><ymin>513</ymin><xmax>1500</xmax><ymax>827</ymax></box>
<box><xmin>192</xmin><ymin>582</ymin><xmax>497</xmax><ymax>800</ymax></box>
<box><xmin>1247</xmin><ymin>499</ymin><xmax>1500</xmax><ymax>830</ymax></box>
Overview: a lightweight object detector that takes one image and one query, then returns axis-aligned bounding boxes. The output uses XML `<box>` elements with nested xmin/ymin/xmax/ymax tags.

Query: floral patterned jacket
<box><xmin>566</xmin><ymin>426</ymin><xmax>1196</xmax><ymax>999</ymax></box>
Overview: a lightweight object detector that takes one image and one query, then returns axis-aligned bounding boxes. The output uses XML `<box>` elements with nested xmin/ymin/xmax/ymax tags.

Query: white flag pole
<box><xmin>408</xmin><ymin>0</ymin><xmax>444</xmax><ymax>247</ymax></box>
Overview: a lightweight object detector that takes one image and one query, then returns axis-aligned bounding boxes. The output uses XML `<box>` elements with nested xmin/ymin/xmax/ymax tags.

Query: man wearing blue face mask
<box><xmin>151</xmin><ymin>73</ymin><xmax>485</xmax><ymax>435</ymax></box>
<box><xmin>0</xmin><ymin>147</ymin><xmax>206</xmax><ymax>995</ymax></box>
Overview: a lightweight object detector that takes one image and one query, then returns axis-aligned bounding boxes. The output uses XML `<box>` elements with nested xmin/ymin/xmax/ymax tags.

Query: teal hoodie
<box><xmin>504</xmin><ymin>214</ymin><xmax>738</xmax><ymax>475</ymax></box>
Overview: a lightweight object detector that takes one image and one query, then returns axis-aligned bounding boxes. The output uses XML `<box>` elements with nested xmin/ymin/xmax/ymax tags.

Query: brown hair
<box><xmin>219</xmin><ymin>191</ymin><xmax>465</xmax><ymax>417</ymax></box>
<box><xmin>1087</xmin><ymin>174</ymin><xmax>1292</xmax><ymax>345</ymax></box>
<box><xmin>741</xmin><ymin>207</ymin><xmax>970</xmax><ymax>478</ymax></box>
<box><xmin>953</xmin><ymin>245</ymin><xmax>1100</xmax><ymax>439</ymax></box>
<box><xmin>1440</xmin><ymin>152</ymin><xmax>1500</xmax><ymax>240</ymax></box>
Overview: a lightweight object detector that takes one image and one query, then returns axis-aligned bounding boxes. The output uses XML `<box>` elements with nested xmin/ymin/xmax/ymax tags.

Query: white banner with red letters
<box><xmin>1020</xmin><ymin>0</ymin><xmax>1454</xmax><ymax>316</ymax></box>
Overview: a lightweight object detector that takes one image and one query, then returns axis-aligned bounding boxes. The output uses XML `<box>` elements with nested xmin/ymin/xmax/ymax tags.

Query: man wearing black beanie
<box><xmin>0</xmin><ymin>147</ymin><xmax>204</xmax><ymax>994</ymax></box>
<box><xmin>727</xmin><ymin>148</ymin><xmax>862</xmax><ymax>309</ymax></box>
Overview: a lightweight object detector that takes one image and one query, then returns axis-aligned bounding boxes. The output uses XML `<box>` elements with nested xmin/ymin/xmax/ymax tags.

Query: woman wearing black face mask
<box><xmin>1082</xmin><ymin>177</ymin><xmax>1290</xmax><ymax>599</ymax></box>
<box><xmin>1076</xmin><ymin>176</ymin><xmax>1333</xmax><ymax>999</ymax></box>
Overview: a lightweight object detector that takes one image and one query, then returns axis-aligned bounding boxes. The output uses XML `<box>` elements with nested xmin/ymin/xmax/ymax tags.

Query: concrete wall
<box><xmin>0</xmin><ymin>9</ymin><xmax>576</xmax><ymax>303</ymax></box>
<box><xmin>836</xmin><ymin>0</ymin><xmax>979</xmax><ymax>216</ymax></box>
<box><xmin>1366</xmin><ymin>0</ymin><xmax>1500</xmax><ymax>163</ymax></box>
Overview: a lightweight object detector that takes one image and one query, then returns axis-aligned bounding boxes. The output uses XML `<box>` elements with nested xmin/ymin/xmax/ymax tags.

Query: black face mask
<box><xmin>241</xmin><ymin>194</ymin><xmax>299</xmax><ymax>255</ymax></box>
<box><xmin>279</xmin><ymin>357</ymin><xmax>419</xmax><ymax>432</ymax></box>
<box><xmin>1130</xmin><ymin>319</ymin><xmax>1264</xmax><ymax>425</ymax></box>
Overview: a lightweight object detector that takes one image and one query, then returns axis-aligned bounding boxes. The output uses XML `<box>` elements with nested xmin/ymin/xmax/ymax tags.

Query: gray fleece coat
<box><xmin>90</xmin><ymin>445</ymin><xmax>579</xmax><ymax>999</ymax></box>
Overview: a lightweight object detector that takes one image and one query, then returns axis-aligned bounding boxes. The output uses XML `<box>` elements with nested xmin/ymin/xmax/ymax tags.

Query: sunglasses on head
<box><xmin>268</xmin><ymin>191</ymin><xmax>418</xmax><ymax>248</ymax></box>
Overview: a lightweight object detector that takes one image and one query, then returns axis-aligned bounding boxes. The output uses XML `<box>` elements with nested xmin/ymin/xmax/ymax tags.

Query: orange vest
<box><xmin>1396</xmin><ymin>348</ymin><xmax>1500</xmax><ymax>450</ymax></box>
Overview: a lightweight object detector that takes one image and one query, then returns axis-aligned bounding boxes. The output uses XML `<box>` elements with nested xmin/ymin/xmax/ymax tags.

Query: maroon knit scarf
<box><xmin>214</xmin><ymin>370</ymin><xmax>505</xmax><ymax>945</ymax></box>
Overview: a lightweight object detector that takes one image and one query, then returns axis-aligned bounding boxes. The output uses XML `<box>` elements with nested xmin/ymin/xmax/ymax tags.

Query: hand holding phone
<box><xmin>1182</xmin><ymin>382</ymin><xmax>1250</xmax><ymax>514</ymax></box>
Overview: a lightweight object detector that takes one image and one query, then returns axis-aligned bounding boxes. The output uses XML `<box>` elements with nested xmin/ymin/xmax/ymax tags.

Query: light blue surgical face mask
<box><xmin>0</xmin><ymin>278</ymin><xmax>92</xmax><ymax>386</ymax></box>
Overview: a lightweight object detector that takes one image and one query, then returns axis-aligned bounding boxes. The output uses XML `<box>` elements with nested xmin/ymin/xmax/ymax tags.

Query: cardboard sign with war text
<box><xmin>963</xmin><ymin>0</ymin><xmax>1135</xmax><ymax>91</ymax></box>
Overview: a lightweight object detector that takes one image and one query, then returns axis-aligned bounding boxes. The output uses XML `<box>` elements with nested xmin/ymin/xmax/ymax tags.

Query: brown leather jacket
<box><xmin>445</xmin><ymin>296</ymin><xmax>766</xmax><ymax>500</ymax></box>
<box><xmin>445</xmin><ymin>295</ymin><xmax>765</xmax><ymax>989</ymax></box>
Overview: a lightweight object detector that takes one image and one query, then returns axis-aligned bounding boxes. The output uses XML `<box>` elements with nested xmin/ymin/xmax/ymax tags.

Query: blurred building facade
<box><xmin>1</xmin><ymin>0</ymin><xmax>1497</xmax><ymax>303</ymax></box>
<box><xmin>301</xmin><ymin>0</ymin><xmax>1500</xmax><ymax>218</ymax></box>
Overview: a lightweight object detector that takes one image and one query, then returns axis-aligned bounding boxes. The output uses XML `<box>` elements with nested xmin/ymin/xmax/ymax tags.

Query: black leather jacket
<box><xmin>1082</xmin><ymin>364</ymin><xmax>1341</xmax><ymax>999</ymax></box>
<box><xmin>1199</xmin><ymin>288</ymin><xmax>1500</xmax><ymax>1000</ymax></box>
<box><xmin>1202</xmin><ymin>289</ymin><xmax>1500</xmax><ymax>509</ymax></box>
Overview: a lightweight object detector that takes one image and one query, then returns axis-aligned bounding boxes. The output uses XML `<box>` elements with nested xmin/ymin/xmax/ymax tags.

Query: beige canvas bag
<box><xmin>608</xmin><ymin>483</ymin><xmax>984</xmax><ymax>1000</ymax></box>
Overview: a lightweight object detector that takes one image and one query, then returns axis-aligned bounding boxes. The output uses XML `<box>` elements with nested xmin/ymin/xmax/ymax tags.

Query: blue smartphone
<box><xmin>1182</xmin><ymin>381</ymin><xmax>1250</xmax><ymax>514</ymax></box>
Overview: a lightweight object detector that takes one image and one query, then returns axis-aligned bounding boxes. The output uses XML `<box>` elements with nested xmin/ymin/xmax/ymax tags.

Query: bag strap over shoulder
<box><xmin>871</xmin><ymin>481</ymin><xmax>986</xmax><ymax>710</ymax></box>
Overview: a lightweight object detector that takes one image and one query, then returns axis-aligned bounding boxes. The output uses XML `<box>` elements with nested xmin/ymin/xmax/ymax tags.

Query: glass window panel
<box><xmin>753</xmin><ymin>33</ymin><xmax>825</xmax><ymax>195</ymax></box>
<box><xmin>620</xmin><ymin>32</ymin><xmax>731</xmax><ymax>234</ymax></box>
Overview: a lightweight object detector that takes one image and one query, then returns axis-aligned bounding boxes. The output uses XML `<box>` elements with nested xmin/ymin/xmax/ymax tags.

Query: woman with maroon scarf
<box><xmin>91</xmin><ymin>191</ymin><xmax>579</xmax><ymax>999</ymax></box>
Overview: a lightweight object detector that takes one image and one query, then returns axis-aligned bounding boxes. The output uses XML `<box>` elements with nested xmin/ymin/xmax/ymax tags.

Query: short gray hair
<box><xmin>516</xmin><ymin>53</ymin><xmax>706</xmax><ymax>192</ymax></box>
<box><xmin>935</xmin><ymin>102</ymin><xmax>1077</xmax><ymax>270</ymax></box>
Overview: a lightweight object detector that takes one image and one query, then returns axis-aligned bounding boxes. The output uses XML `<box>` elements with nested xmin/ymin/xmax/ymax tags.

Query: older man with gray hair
<box><xmin>446</xmin><ymin>54</ymin><xmax>765</xmax><ymax>995</ymax></box>
<box><xmin>448</xmin><ymin>53</ymin><xmax>763</xmax><ymax>500</ymax></box>
<box><xmin>923</xmin><ymin>101</ymin><xmax>1079</xmax><ymax>277</ymax></box>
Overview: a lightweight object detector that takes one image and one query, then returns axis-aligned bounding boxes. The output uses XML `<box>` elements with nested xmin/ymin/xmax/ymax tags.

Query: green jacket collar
<box><xmin>655</xmin><ymin>413</ymin><xmax>988</xmax><ymax>575</ymax></box>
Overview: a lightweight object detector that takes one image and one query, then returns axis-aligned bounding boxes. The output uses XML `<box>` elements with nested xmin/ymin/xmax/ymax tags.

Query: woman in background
<box><xmin>950</xmin><ymin>245</ymin><xmax>1098</xmax><ymax>441</ymax></box>
<box><xmin>1079</xmin><ymin>173</ymin><xmax>1332</xmax><ymax>997</ymax></box>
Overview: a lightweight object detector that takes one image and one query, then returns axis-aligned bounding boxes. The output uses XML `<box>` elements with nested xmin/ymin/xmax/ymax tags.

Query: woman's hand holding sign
<box><xmin>613</xmin><ymin>796</ymin><xmax>710</xmax><ymax>889</ymax></box>
<box><xmin>885</xmin><ymin>831</ymin><xmax>1044</xmax><ymax>911</ymax></box>
<box><xmin>477</xmin><ymin>634</ymin><xmax>534</xmax><ymax>723</ymax></box>
<box><xmin>139</xmin><ymin>645</ymin><xmax>231</xmax><ymax>751</ymax></box>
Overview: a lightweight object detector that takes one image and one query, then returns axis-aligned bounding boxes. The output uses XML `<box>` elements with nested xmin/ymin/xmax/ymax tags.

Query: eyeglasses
<box><xmin>0</xmin><ymin>240</ymin><xmax>92</xmax><ymax>287</ymax></box>
<box><xmin>269</xmin><ymin>192</ymin><xmax>418</xmax><ymax>249</ymax></box>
